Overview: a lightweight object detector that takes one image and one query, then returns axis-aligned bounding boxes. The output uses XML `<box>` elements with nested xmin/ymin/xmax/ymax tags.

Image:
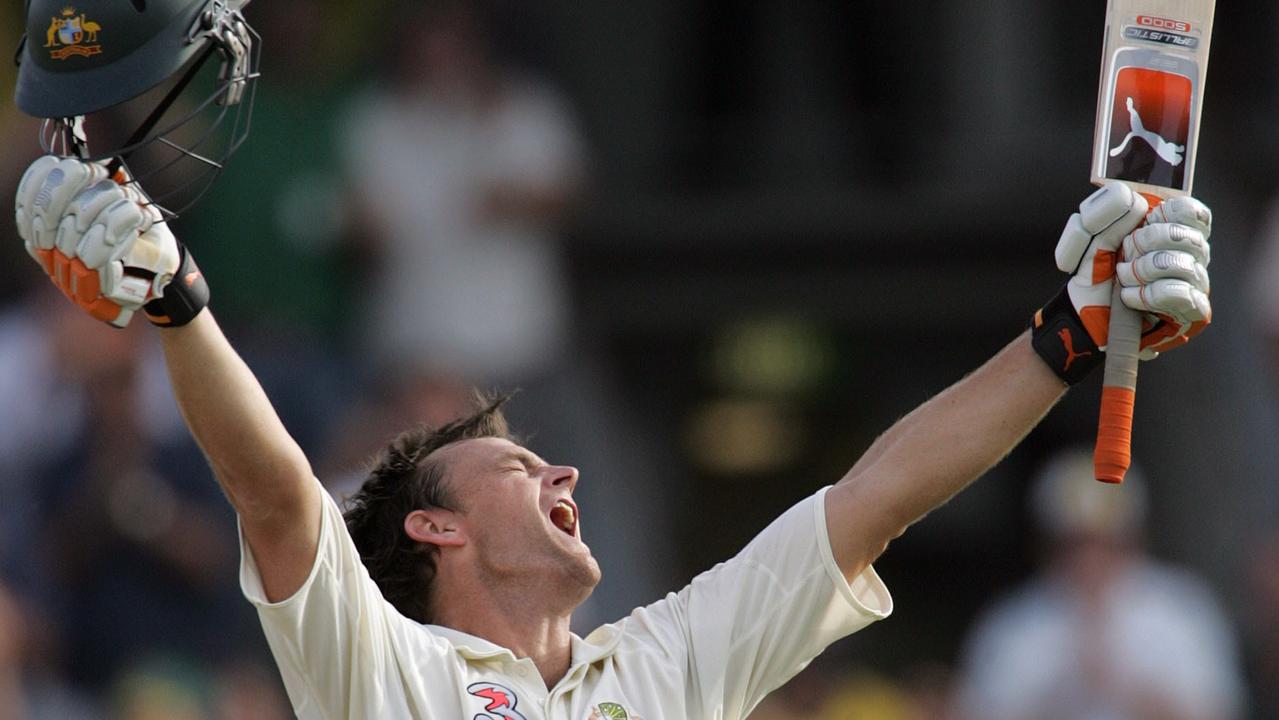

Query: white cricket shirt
<box><xmin>239</xmin><ymin>482</ymin><xmax>892</xmax><ymax>719</ymax></box>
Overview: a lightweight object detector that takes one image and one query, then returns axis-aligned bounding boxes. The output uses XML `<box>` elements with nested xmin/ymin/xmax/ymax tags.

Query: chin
<box><xmin>562</xmin><ymin>544</ymin><xmax>601</xmax><ymax>586</ymax></box>
<box><xmin>564</xmin><ymin>556</ymin><xmax>602</xmax><ymax>607</ymax></box>
<box><xmin>579</xmin><ymin>556</ymin><xmax>603</xmax><ymax>588</ymax></box>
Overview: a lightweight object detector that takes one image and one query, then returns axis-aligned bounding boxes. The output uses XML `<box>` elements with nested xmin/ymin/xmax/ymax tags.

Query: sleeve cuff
<box><xmin>238</xmin><ymin>477</ymin><xmax>330</xmax><ymax>609</ymax></box>
<box><xmin>814</xmin><ymin>486</ymin><xmax>894</xmax><ymax>620</ymax></box>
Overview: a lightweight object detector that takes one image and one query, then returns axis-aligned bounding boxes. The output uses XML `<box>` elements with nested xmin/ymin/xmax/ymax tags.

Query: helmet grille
<box><xmin>37</xmin><ymin>5</ymin><xmax>259</xmax><ymax>219</ymax></box>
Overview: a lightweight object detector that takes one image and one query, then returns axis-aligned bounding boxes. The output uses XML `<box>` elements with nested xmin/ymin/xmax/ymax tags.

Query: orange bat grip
<box><xmin>1095</xmin><ymin>385</ymin><xmax>1136</xmax><ymax>483</ymax></box>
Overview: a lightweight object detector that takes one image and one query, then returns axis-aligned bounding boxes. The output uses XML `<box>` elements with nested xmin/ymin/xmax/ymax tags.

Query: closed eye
<box><xmin>498</xmin><ymin>450</ymin><xmax>545</xmax><ymax>476</ymax></box>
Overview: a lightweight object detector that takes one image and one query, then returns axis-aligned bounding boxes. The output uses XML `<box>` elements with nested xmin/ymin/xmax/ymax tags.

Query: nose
<box><xmin>542</xmin><ymin>464</ymin><xmax>579</xmax><ymax>492</ymax></box>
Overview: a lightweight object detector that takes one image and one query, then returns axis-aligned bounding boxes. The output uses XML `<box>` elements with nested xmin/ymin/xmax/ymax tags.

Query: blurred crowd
<box><xmin>1</xmin><ymin>1</ymin><xmax>1277</xmax><ymax>718</ymax></box>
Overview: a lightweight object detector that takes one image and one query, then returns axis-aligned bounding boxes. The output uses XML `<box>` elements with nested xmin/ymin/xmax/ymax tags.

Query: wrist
<box><xmin>1030</xmin><ymin>286</ymin><xmax>1103</xmax><ymax>385</ymax></box>
<box><xmin>144</xmin><ymin>244</ymin><xmax>209</xmax><ymax>327</ymax></box>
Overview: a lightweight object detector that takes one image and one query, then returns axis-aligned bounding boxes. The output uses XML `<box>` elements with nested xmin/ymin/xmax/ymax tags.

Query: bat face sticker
<box><xmin>1104</xmin><ymin>66</ymin><xmax>1193</xmax><ymax>190</ymax></box>
<box><xmin>1110</xmin><ymin>96</ymin><xmax>1184</xmax><ymax>166</ymax></box>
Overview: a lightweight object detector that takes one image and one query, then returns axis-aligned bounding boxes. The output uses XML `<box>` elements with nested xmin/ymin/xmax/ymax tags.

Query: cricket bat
<box><xmin>1090</xmin><ymin>0</ymin><xmax>1216</xmax><ymax>483</ymax></box>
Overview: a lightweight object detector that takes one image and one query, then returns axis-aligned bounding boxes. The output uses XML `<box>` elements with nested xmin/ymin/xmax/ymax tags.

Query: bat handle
<box><xmin>1094</xmin><ymin>192</ymin><xmax>1160</xmax><ymax>483</ymax></box>
<box><xmin>1095</xmin><ymin>284</ymin><xmax>1141</xmax><ymax>483</ymax></box>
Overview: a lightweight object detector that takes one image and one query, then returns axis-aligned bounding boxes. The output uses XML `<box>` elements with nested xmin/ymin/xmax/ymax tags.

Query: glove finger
<box><xmin>1146</xmin><ymin>196</ymin><xmax>1212</xmax><ymax>237</ymax></box>
<box><xmin>68</xmin><ymin>180</ymin><xmax>128</xmax><ymax>235</ymax></box>
<box><xmin>1055</xmin><ymin>214</ymin><xmax>1092</xmax><ymax>273</ymax></box>
<box><xmin>1081</xmin><ymin>182</ymin><xmax>1149</xmax><ymax>238</ymax></box>
<box><xmin>1138</xmin><ymin>309</ymin><xmax>1204</xmax><ymax>354</ymax></box>
<box><xmin>1140</xmin><ymin>320</ymin><xmax>1207</xmax><ymax>355</ymax></box>
<box><xmin>1176</xmin><ymin>318</ymin><xmax>1210</xmax><ymax>343</ymax></box>
<box><xmin>1084</xmin><ymin>183</ymin><xmax>1149</xmax><ymax>248</ymax></box>
<box><xmin>15</xmin><ymin>156</ymin><xmax>60</xmax><ymax>214</ymax></box>
<box><xmin>76</xmin><ymin>224</ymin><xmax>113</xmax><ymax>269</ymax></box>
<box><xmin>66</xmin><ymin>254</ymin><xmax>103</xmax><ymax>306</ymax></box>
<box><xmin>55</xmin><ymin>215</ymin><xmax>81</xmax><ymax>256</ymax></box>
<box><xmin>1056</xmin><ymin>184</ymin><xmax>1149</xmax><ymax>272</ymax></box>
<box><xmin>1123</xmin><ymin>222</ymin><xmax>1210</xmax><ymax>267</ymax></box>
<box><xmin>55</xmin><ymin>180</ymin><xmax>121</xmax><ymax>257</ymax></box>
<box><xmin>61</xmin><ymin>183</ymin><xmax>133</xmax><ymax>268</ymax></box>
<box><xmin>28</xmin><ymin>159</ymin><xmax>109</xmax><ymax>252</ymax></box>
<box><xmin>15</xmin><ymin>155</ymin><xmax>61</xmax><ymax>243</ymax></box>
<box><xmin>1121</xmin><ymin>280</ymin><xmax>1212</xmax><ymax>323</ymax></box>
<box><xmin>100</xmin><ymin>199</ymin><xmax>149</xmax><ymax>252</ymax></box>
<box><xmin>1116</xmin><ymin>250</ymin><xmax>1209</xmax><ymax>294</ymax></box>
<box><xmin>1141</xmin><ymin>316</ymin><xmax>1186</xmax><ymax>348</ymax></box>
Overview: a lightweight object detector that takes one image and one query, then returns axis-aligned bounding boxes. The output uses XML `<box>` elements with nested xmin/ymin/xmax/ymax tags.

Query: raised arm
<box><xmin>158</xmin><ymin>312</ymin><xmax>321</xmax><ymax>600</ymax></box>
<box><xmin>827</xmin><ymin>185</ymin><xmax>1214</xmax><ymax>580</ymax></box>
<box><xmin>826</xmin><ymin>331</ymin><xmax>1064</xmax><ymax>577</ymax></box>
<box><xmin>15</xmin><ymin>157</ymin><xmax>322</xmax><ymax>602</ymax></box>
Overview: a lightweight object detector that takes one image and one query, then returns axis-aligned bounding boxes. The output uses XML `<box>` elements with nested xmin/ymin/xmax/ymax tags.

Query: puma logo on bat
<box><xmin>1109</xmin><ymin>96</ymin><xmax>1185</xmax><ymax>166</ymax></box>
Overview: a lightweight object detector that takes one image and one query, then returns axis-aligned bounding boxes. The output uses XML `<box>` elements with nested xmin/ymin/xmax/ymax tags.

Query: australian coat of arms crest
<box><xmin>45</xmin><ymin>7</ymin><xmax>103</xmax><ymax>60</ymax></box>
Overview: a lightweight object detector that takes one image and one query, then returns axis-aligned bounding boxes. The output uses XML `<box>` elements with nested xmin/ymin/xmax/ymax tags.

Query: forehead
<box><xmin>431</xmin><ymin>437</ymin><xmax>541</xmax><ymax>482</ymax></box>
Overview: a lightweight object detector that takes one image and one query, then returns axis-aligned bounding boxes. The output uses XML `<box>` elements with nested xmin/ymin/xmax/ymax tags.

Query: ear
<box><xmin>404</xmin><ymin>508</ymin><xmax>466</xmax><ymax>548</ymax></box>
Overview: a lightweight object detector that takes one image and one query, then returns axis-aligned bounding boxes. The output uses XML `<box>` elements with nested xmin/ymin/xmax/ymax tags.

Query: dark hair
<box><xmin>343</xmin><ymin>392</ymin><xmax>513</xmax><ymax>623</ymax></box>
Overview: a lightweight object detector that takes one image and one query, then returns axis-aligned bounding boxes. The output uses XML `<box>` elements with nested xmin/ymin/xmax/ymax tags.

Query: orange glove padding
<box><xmin>15</xmin><ymin>156</ymin><xmax>181</xmax><ymax>328</ymax></box>
<box><xmin>1055</xmin><ymin>183</ymin><xmax>1212</xmax><ymax>360</ymax></box>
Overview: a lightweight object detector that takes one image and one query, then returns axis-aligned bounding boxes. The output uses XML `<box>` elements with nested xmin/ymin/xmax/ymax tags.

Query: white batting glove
<box><xmin>15</xmin><ymin>155</ymin><xmax>203</xmax><ymax>328</ymax></box>
<box><xmin>1117</xmin><ymin>198</ymin><xmax>1213</xmax><ymax>355</ymax></box>
<box><xmin>1055</xmin><ymin>182</ymin><xmax>1211</xmax><ymax>357</ymax></box>
<box><xmin>1032</xmin><ymin>183</ymin><xmax>1212</xmax><ymax>383</ymax></box>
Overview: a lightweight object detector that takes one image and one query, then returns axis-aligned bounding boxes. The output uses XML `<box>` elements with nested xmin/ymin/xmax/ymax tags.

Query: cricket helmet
<box><xmin>13</xmin><ymin>0</ymin><xmax>260</xmax><ymax>215</ymax></box>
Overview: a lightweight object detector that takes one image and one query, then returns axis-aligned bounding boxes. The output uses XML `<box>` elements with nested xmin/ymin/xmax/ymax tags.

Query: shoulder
<box><xmin>608</xmin><ymin>591</ymin><xmax>695</xmax><ymax>663</ymax></box>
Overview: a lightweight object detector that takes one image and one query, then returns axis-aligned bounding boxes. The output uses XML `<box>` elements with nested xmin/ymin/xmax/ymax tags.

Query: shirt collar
<box><xmin>424</xmin><ymin>623</ymin><xmax>623</xmax><ymax>666</ymax></box>
<box><xmin>573</xmin><ymin>624</ymin><xmax>623</xmax><ymax>665</ymax></box>
<box><xmin>424</xmin><ymin>624</ymin><xmax>517</xmax><ymax>661</ymax></box>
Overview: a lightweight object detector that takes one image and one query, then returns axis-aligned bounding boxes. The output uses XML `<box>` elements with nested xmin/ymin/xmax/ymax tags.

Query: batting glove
<box><xmin>15</xmin><ymin>156</ymin><xmax>208</xmax><ymax>328</ymax></box>
<box><xmin>1032</xmin><ymin>182</ymin><xmax>1212</xmax><ymax>384</ymax></box>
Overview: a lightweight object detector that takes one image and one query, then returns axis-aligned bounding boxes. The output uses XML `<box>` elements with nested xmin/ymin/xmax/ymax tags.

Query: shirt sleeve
<box><xmin>619</xmin><ymin>486</ymin><xmax>893</xmax><ymax>720</ymax></box>
<box><xmin>238</xmin><ymin>478</ymin><xmax>419</xmax><ymax>717</ymax></box>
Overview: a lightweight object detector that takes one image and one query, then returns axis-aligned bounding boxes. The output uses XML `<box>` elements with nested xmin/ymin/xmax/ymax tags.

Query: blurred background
<box><xmin>2</xmin><ymin>0</ymin><xmax>1278</xmax><ymax>718</ymax></box>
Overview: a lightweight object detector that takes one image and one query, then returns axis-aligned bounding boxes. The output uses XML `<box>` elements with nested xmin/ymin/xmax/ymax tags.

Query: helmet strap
<box><xmin>62</xmin><ymin>115</ymin><xmax>89</xmax><ymax>160</ymax></box>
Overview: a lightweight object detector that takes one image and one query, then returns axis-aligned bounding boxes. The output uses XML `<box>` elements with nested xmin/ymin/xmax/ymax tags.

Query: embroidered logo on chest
<box><xmin>588</xmin><ymin>702</ymin><xmax>640</xmax><ymax>720</ymax></box>
<box><xmin>467</xmin><ymin>682</ymin><xmax>529</xmax><ymax>720</ymax></box>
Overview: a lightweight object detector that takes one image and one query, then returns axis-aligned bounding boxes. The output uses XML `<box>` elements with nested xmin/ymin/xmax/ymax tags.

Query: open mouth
<box><xmin>549</xmin><ymin>499</ymin><xmax>578</xmax><ymax>537</ymax></box>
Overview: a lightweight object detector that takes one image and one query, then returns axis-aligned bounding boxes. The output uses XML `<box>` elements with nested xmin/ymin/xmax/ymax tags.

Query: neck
<box><xmin>433</xmin><ymin>578</ymin><xmax>577</xmax><ymax>688</ymax></box>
